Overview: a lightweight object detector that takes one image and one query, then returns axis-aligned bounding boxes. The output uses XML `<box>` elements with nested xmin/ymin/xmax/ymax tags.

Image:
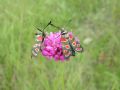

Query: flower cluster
<box><xmin>41</xmin><ymin>32</ymin><xmax>65</xmax><ymax>61</ymax></box>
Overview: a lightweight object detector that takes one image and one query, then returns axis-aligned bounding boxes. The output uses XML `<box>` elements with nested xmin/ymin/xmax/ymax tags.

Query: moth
<box><xmin>49</xmin><ymin>22</ymin><xmax>83</xmax><ymax>59</ymax></box>
<box><xmin>31</xmin><ymin>21</ymin><xmax>51</xmax><ymax>58</ymax></box>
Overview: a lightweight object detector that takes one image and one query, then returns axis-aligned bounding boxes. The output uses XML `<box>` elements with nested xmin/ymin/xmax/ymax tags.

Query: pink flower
<box><xmin>41</xmin><ymin>32</ymin><xmax>65</xmax><ymax>61</ymax></box>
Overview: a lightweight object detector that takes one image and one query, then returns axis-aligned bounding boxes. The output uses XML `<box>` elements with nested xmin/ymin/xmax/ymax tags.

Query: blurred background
<box><xmin>0</xmin><ymin>0</ymin><xmax>120</xmax><ymax>90</ymax></box>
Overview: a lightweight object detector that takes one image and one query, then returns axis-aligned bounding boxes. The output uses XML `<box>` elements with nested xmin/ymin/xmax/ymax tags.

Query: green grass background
<box><xmin>0</xmin><ymin>0</ymin><xmax>120</xmax><ymax>90</ymax></box>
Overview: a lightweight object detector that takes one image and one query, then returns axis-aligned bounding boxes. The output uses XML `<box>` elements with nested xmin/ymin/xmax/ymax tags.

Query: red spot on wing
<box><xmin>72</xmin><ymin>41</ymin><xmax>76</xmax><ymax>46</ymax></box>
<box><xmin>63</xmin><ymin>50</ymin><xmax>67</xmax><ymax>53</ymax></box>
<box><xmin>77</xmin><ymin>44</ymin><xmax>80</xmax><ymax>47</ymax></box>
<box><xmin>60</xmin><ymin>37</ymin><xmax>67</xmax><ymax>42</ymax></box>
<box><xmin>69</xmin><ymin>34</ymin><xmax>73</xmax><ymax>40</ymax></box>
<box><xmin>65</xmin><ymin>51</ymin><xmax>71</xmax><ymax>58</ymax></box>
<box><xmin>38</xmin><ymin>44</ymin><xmax>41</xmax><ymax>47</ymax></box>
<box><xmin>35</xmin><ymin>48</ymin><xmax>39</xmax><ymax>52</ymax></box>
<box><xmin>75</xmin><ymin>48</ymin><xmax>82</xmax><ymax>51</ymax></box>
<box><xmin>37</xmin><ymin>36</ymin><xmax>42</xmax><ymax>41</ymax></box>
<box><xmin>65</xmin><ymin>45</ymin><xmax>70</xmax><ymax>49</ymax></box>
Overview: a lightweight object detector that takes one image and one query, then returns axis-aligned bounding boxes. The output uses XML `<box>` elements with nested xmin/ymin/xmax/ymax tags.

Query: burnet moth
<box><xmin>31</xmin><ymin>21</ymin><xmax>51</xmax><ymax>58</ymax></box>
<box><xmin>49</xmin><ymin>21</ymin><xmax>83</xmax><ymax>59</ymax></box>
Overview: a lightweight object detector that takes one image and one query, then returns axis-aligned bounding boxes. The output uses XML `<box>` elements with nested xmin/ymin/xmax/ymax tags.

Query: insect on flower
<box><xmin>49</xmin><ymin>21</ymin><xmax>83</xmax><ymax>59</ymax></box>
<box><xmin>31</xmin><ymin>21</ymin><xmax>51</xmax><ymax>58</ymax></box>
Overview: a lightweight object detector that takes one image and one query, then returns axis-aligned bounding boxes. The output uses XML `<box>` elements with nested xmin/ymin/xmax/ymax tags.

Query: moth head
<box><xmin>61</xmin><ymin>28</ymin><xmax>67</xmax><ymax>35</ymax></box>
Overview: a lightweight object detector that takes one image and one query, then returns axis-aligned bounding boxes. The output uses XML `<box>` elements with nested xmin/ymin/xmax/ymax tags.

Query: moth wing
<box><xmin>35</xmin><ymin>34</ymin><xmax>43</xmax><ymax>43</ymax></box>
<box><xmin>31</xmin><ymin>31</ymin><xmax>43</xmax><ymax>58</ymax></box>
<box><xmin>75</xmin><ymin>39</ymin><xmax>83</xmax><ymax>52</ymax></box>
<box><xmin>60</xmin><ymin>36</ymin><xmax>72</xmax><ymax>59</ymax></box>
<box><xmin>31</xmin><ymin>43</ymin><xmax>41</xmax><ymax>57</ymax></box>
<box><xmin>62</xmin><ymin>47</ymin><xmax>72</xmax><ymax>59</ymax></box>
<box><xmin>68</xmin><ymin>34</ymin><xmax>83</xmax><ymax>52</ymax></box>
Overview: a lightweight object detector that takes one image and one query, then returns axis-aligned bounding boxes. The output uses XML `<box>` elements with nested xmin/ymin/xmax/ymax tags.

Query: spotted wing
<box><xmin>68</xmin><ymin>34</ymin><xmax>83</xmax><ymax>52</ymax></box>
<box><xmin>60</xmin><ymin>34</ymin><xmax>72</xmax><ymax>59</ymax></box>
<box><xmin>75</xmin><ymin>37</ymin><xmax>83</xmax><ymax>52</ymax></box>
<box><xmin>35</xmin><ymin>31</ymin><xmax>43</xmax><ymax>43</ymax></box>
<box><xmin>31</xmin><ymin>31</ymin><xmax>43</xmax><ymax>58</ymax></box>
<box><xmin>31</xmin><ymin>43</ymin><xmax>41</xmax><ymax>57</ymax></box>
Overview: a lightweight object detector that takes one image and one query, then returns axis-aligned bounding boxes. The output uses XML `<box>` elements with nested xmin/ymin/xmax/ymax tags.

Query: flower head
<box><xmin>41</xmin><ymin>32</ymin><xmax>65</xmax><ymax>61</ymax></box>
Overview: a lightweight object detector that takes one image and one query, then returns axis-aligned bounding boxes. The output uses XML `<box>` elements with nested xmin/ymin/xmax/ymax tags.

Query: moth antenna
<box><xmin>49</xmin><ymin>22</ymin><xmax>67</xmax><ymax>35</ymax></box>
<box><xmin>37</xmin><ymin>28</ymin><xmax>43</xmax><ymax>32</ymax></box>
<box><xmin>43</xmin><ymin>21</ymin><xmax>51</xmax><ymax>32</ymax></box>
<box><xmin>37</xmin><ymin>21</ymin><xmax>51</xmax><ymax>33</ymax></box>
<box><xmin>49</xmin><ymin>21</ymin><xmax>61</xmax><ymax>30</ymax></box>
